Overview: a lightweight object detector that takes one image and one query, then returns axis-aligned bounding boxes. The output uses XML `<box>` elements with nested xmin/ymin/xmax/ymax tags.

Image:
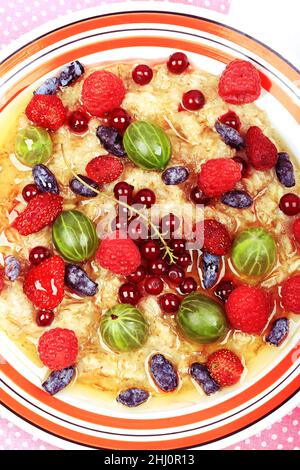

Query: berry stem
<box><xmin>61</xmin><ymin>145</ymin><xmax>177</xmax><ymax>264</ymax></box>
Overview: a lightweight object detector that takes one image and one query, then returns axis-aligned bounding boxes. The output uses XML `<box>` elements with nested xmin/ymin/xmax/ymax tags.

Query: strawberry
<box><xmin>207</xmin><ymin>349</ymin><xmax>244</xmax><ymax>386</ymax></box>
<box><xmin>226</xmin><ymin>285</ymin><xmax>272</xmax><ymax>333</ymax></box>
<box><xmin>23</xmin><ymin>256</ymin><xmax>65</xmax><ymax>309</ymax></box>
<box><xmin>96</xmin><ymin>231</ymin><xmax>141</xmax><ymax>276</ymax></box>
<box><xmin>38</xmin><ymin>328</ymin><xmax>78</xmax><ymax>370</ymax></box>
<box><xmin>199</xmin><ymin>219</ymin><xmax>232</xmax><ymax>256</ymax></box>
<box><xmin>246</xmin><ymin>126</ymin><xmax>278</xmax><ymax>171</ymax></box>
<box><xmin>281</xmin><ymin>274</ymin><xmax>300</xmax><ymax>314</ymax></box>
<box><xmin>82</xmin><ymin>71</ymin><xmax>126</xmax><ymax>117</ymax></box>
<box><xmin>197</xmin><ymin>158</ymin><xmax>241</xmax><ymax>197</ymax></box>
<box><xmin>218</xmin><ymin>59</ymin><xmax>261</xmax><ymax>105</ymax></box>
<box><xmin>25</xmin><ymin>95</ymin><xmax>66</xmax><ymax>131</ymax></box>
<box><xmin>13</xmin><ymin>193</ymin><xmax>63</xmax><ymax>235</ymax></box>
<box><xmin>86</xmin><ymin>155</ymin><xmax>124</xmax><ymax>185</ymax></box>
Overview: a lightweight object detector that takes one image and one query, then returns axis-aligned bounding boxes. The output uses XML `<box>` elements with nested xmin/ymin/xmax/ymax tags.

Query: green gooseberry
<box><xmin>52</xmin><ymin>210</ymin><xmax>98</xmax><ymax>262</ymax></box>
<box><xmin>231</xmin><ymin>227</ymin><xmax>277</xmax><ymax>277</ymax></box>
<box><xmin>177</xmin><ymin>293</ymin><xmax>228</xmax><ymax>344</ymax></box>
<box><xmin>123</xmin><ymin>121</ymin><xmax>172</xmax><ymax>170</ymax></box>
<box><xmin>99</xmin><ymin>304</ymin><xmax>148</xmax><ymax>352</ymax></box>
<box><xmin>15</xmin><ymin>126</ymin><xmax>53</xmax><ymax>167</ymax></box>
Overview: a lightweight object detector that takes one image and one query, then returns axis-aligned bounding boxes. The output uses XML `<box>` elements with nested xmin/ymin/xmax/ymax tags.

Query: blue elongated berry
<box><xmin>4</xmin><ymin>256</ymin><xmax>21</xmax><ymax>281</ymax></box>
<box><xmin>117</xmin><ymin>388</ymin><xmax>149</xmax><ymax>407</ymax></box>
<box><xmin>215</xmin><ymin>120</ymin><xmax>245</xmax><ymax>149</ymax></box>
<box><xmin>275</xmin><ymin>152</ymin><xmax>295</xmax><ymax>188</ymax></box>
<box><xmin>42</xmin><ymin>366</ymin><xmax>76</xmax><ymax>395</ymax></box>
<box><xmin>96</xmin><ymin>125</ymin><xmax>125</xmax><ymax>157</ymax></box>
<box><xmin>149</xmin><ymin>354</ymin><xmax>178</xmax><ymax>392</ymax></box>
<box><xmin>266</xmin><ymin>317</ymin><xmax>289</xmax><ymax>346</ymax></box>
<box><xmin>58</xmin><ymin>61</ymin><xmax>84</xmax><ymax>87</ymax></box>
<box><xmin>69</xmin><ymin>174</ymin><xmax>99</xmax><ymax>197</ymax></box>
<box><xmin>32</xmin><ymin>164</ymin><xmax>59</xmax><ymax>194</ymax></box>
<box><xmin>190</xmin><ymin>362</ymin><xmax>220</xmax><ymax>395</ymax></box>
<box><xmin>162</xmin><ymin>166</ymin><xmax>189</xmax><ymax>185</ymax></box>
<box><xmin>34</xmin><ymin>77</ymin><xmax>59</xmax><ymax>95</ymax></box>
<box><xmin>201</xmin><ymin>252</ymin><xmax>220</xmax><ymax>289</ymax></box>
<box><xmin>65</xmin><ymin>264</ymin><xmax>98</xmax><ymax>297</ymax></box>
<box><xmin>221</xmin><ymin>190</ymin><xmax>253</xmax><ymax>209</ymax></box>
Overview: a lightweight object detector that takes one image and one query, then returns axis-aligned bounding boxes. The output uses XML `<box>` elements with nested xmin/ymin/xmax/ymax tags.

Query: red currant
<box><xmin>144</xmin><ymin>276</ymin><xmax>164</xmax><ymax>295</ymax></box>
<box><xmin>127</xmin><ymin>265</ymin><xmax>147</xmax><ymax>284</ymax></box>
<box><xmin>169</xmin><ymin>239</ymin><xmax>186</xmax><ymax>255</ymax></box>
<box><xmin>29</xmin><ymin>246</ymin><xmax>51</xmax><ymax>266</ymax></box>
<box><xmin>128</xmin><ymin>217</ymin><xmax>149</xmax><ymax>244</ymax></box>
<box><xmin>22</xmin><ymin>184</ymin><xmax>40</xmax><ymax>202</ymax></box>
<box><xmin>177</xmin><ymin>251</ymin><xmax>192</xmax><ymax>268</ymax></box>
<box><xmin>167</xmin><ymin>52</ymin><xmax>189</xmax><ymax>74</ymax></box>
<box><xmin>119</xmin><ymin>282</ymin><xmax>141</xmax><ymax>305</ymax></box>
<box><xmin>134</xmin><ymin>188</ymin><xmax>156</xmax><ymax>208</ymax></box>
<box><xmin>279</xmin><ymin>193</ymin><xmax>300</xmax><ymax>216</ymax></box>
<box><xmin>160</xmin><ymin>213</ymin><xmax>180</xmax><ymax>238</ymax></box>
<box><xmin>166</xmin><ymin>265</ymin><xmax>185</xmax><ymax>285</ymax></box>
<box><xmin>148</xmin><ymin>257</ymin><xmax>167</xmax><ymax>276</ymax></box>
<box><xmin>140</xmin><ymin>240</ymin><xmax>160</xmax><ymax>260</ymax></box>
<box><xmin>109</xmin><ymin>107</ymin><xmax>131</xmax><ymax>133</ymax></box>
<box><xmin>132</xmin><ymin>64</ymin><xmax>153</xmax><ymax>85</ymax></box>
<box><xmin>179</xmin><ymin>277</ymin><xmax>197</xmax><ymax>294</ymax></box>
<box><xmin>181</xmin><ymin>90</ymin><xmax>205</xmax><ymax>111</ymax></box>
<box><xmin>159</xmin><ymin>293</ymin><xmax>181</xmax><ymax>313</ymax></box>
<box><xmin>219</xmin><ymin>111</ymin><xmax>241</xmax><ymax>131</ymax></box>
<box><xmin>114</xmin><ymin>181</ymin><xmax>134</xmax><ymax>204</ymax></box>
<box><xmin>36</xmin><ymin>309</ymin><xmax>54</xmax><ymax>327</ymax></box>
<box><xmin>232</xmin><ymin>157</ymin><xmax>249</xmax><ymax>177</ymax></box>
<box><xmin>67</xmin><ymin>110</ymin><xmax>89</xmax><ymax>133</ymax></box>
<box><xmin>214</xmin><ymin>279</ymin><xmax>235</xmax><ymax>302</ymax></box>
<box><xmin>190</xmin><ymin>186</ymin><xmax>211</xmax><ymax>206</ymax></box>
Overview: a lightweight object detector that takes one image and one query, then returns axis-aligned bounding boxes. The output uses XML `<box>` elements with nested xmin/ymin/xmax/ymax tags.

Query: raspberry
<box><xmin>25</xmin><ymin>95</ymin><xmax>66</xmax><ymax>131</ymax></box>
<box><xmin>197</xmin><ymin>158</ymin><xmax>241</xmax><ymax>197</ymax></box>
<box><xmin>38</xmin><ymin>328</ymin><xmax>78</xmax><ymax>370</ymax></box>
<box><xmin>96</xmin><ymin>232</ymin><xmax>141</xmax><ymax>276</ymax></box>
<box><xmin>281</xmin><ymin>275</ymin><xmax>300</xmax><ymax>314</ymax></box>
<box><xmin>199</xmin><ymin>219</ymin><xmax>232</xmax><ymax>256</ymax></box>
<box><xmin>246</xmin><ymin>126</ymin><xmax>278</xmax><ymax>171</ymax></box>
<box><xmin>86</xmin><ymin>155</ymin><xmax>124</xmax><ymax>185</ymax></box>
<box><xmin>82</xmin><ymin>71</ymin><xmax>126</xmax><ymax>117</ymax></box>
<box><xmin>207</xmin><ymin>349</ymin><xmax>244</xmax><ymax>387</ymax></box>
<box><xmin>24</xmin><ymin>256</ymin><xmax>65</xmax><ymax>309</ymax></box>
<box><xmin>292</xmin><ymin>218</ymin><xmax>300</xmax><ymax>244</ymax></box>
<box><xmin>226</xmin><ymin>285</ymin><xmax>272</xmax><ymax>333</ymax></box>
<box><xmin>218</xmin><ymin>59</ymin><xmax>261</xmax><ymax>105</ymax></box>
<box><xmin>13</xmin><ymin>193</ymin><xmax>63</xmax><ymax>235</ymax></box>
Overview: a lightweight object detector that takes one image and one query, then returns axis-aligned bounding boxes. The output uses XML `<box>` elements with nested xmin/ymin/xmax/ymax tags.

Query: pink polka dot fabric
<box><xmin>0</xmin><ymin>0</ymin><xmax>231</xmax><ymax>49</ymax></box>
<box><xmin>0</xmin><ymin>0</ymin><xmax>298</xmax><ymax>451</ymax></box>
